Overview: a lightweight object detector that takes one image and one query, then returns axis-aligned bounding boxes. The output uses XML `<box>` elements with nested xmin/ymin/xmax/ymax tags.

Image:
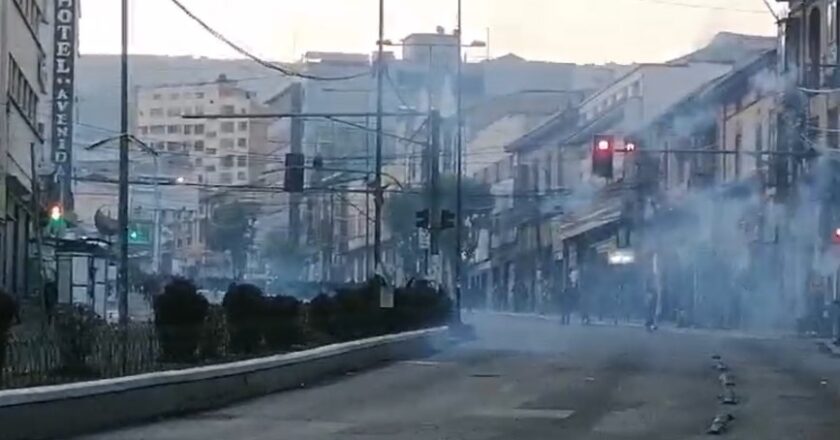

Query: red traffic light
<box><xmin>592</xmin><ymin>135</ymin><xmax>615</xmax><ymax>178</ymax></box>
<box><xmin>833</xmin><ymin>227</ymin><xmax>840</xmax><ymax>243</ymax></box>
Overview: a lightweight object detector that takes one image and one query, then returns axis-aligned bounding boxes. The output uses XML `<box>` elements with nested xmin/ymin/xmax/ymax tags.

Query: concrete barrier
<box><xmin>0</xmin><ymin>327</ymin><xmax>448</xmax><ymax>440</ymax></box>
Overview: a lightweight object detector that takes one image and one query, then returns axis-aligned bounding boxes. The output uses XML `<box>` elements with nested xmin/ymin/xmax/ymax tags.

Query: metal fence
<box><xmin>0</xmin><ymin>325</ymin><xmax>162</xmax><ymax>389</ymax></box>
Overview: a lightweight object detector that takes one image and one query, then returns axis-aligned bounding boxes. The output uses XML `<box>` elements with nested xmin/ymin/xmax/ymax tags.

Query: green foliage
<box><xmin>53</xmin><ymin>304</ymin><xmax>104</xmax><ymax>375</ymax></box>
<box><xmin>206</xmin><ymin>201</ymin><xmax>260</xmax><ymax>278</ymax></box>
<box><xmin>222</xmin><ymin>283</ymin><xmax>264</xmax><ymax>354</ymax></box>
<box><xmin>199</xmin><ymin>305</ymin><xmax>226</xmax><ymax>359</ymax></box>
<box><xmin>153</xmin><ymin>278</ymin><xmax>209</xmax><ymax>363</ymax></box>
<box><xmin>385</xmin><ymin>174</ymin><xmax>492</xmax><ymax>271</ymax></box>
<box><xmin>262</xmin><ymin>295</ymin><xmax>302</xmax><ymax>351</ymax></box>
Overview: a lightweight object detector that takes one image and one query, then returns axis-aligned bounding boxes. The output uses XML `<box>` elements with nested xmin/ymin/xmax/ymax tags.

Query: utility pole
<box><xmin>429</xmin><ymin>110</ymin><xmax>441</xmax><ymax>259</ymax></box>
<box><xmin>118</xmin><ymin>0</ymin><xmax>130</xmax><ymax>328</ymax></box>
<box><xmin>374</xmin><ymin>0</ymin><xmax>385</xmax><ymax>273</ymax></box>
<box><xmin>365</xmin><ymin>115</ymin><xmax>372</xmax><ymax>278</ymax></box>
<box><xmin>454</xmin><ymin>0</ymin><xmax>464</xmax><ymax>323</ymax></box>
<box><xmin>289</xmin><ymin>83</ymin><xmax>304</xmax><ymax>249</ymax></box>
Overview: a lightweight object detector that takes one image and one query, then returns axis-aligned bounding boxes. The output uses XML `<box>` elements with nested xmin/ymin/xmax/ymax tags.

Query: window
<box><xmin>220</xmin><ymin>138</ymin><xmax>234</xmax><ymax>148</ymax></box>
<box><xmin>150</xmin><ymin>125</ymin><xmax>165</xmax><ymax>135</ymax></box>
<box><xmin>207</xmin><ymin>131</ymin><xmax>217</xmax><ymax>138</ymax></box>
<box><xmin>205</xmin><ymin>165</ymin><xmax>216</xmax><ymax>172</ymax></box>
<box><xmin>237</xmin><ymin>171</ymin><xmax>247</xmax><ymax>181</ymax></box>
<box><xmin>138</xmin><ymin>126</ymin><xmax>149</xmax><ymax>135</ymax></box>
<box><xmin>237</xmin><ymin>138</ymin><xmax>247</xmax><ymax>148</ymax></box>
<box><xmin>198</xmin><ymin>175</ymin><xmax>204</xmax><ymax>183</ymax></box>
<box><xmin>237</xmin><ymin>155</ymin><xmax>247</xmax><ymax>167</ymax></box>
<box><xmin>194</xmin><ymin>105</ymin><xmax>205</xmax><ymax>115</ymax></box>
<box><xmin>184</xmin><ymin>125</ymin><xmax>192</xmax><ymax>135</ymax></box>
<box><xmin>238</xmin><ymin>121</ymin><xmax>248</xmax><ymax>131</ymax></box>
<box><xmin>167</xmin><ymin>108</ymin><xmax>181</xmax><ymax>117</ymax></box>
<box><xmin>194</xmin><ymin>140</ymin><xmax>205</xmax><ymax>151</ymax></box>
<box><xmin>206</xmin><ymin>148</ymin><xmax>217</xmax><ymax>155</ymax></box>
<box><xmin>166</xmin><ymin>142</ymin><xmax>181</xmax><ymax>152</ymax></box>
<box><xmin>195</xmin><ymin>92</ymin><xmax>205</xmax><ymax>99</ymax></box>
<box><xmin>221</xmin><ymin>105</ymin><xmax>236</xmax><ymax>115</ymax></box>
<box><xmin>545</xmin><ymin>153</ymin><xmax>552</xmax><ymax>189</ymax></box>
<box><xmin>167</xmin><ymin>125</ymin><xmax>181</xmax><ymax>134</ymax></box>
<box><xmin>150</xmin><ymin>108</ymin><xmax>164</xmax><ymax>117</ymax></box>
<box><xmin>220</xmin><ymin>121</ymin><xmax>235</xmax><ymax>133</ymax></box>
<box><xmin>153</xmin><ymin>93</ymin><xmax>162</xmax><ymax>100</ymax></box>
<box><xmin>195</xmin><ymin>157</ymin><xmax>203</xmax><ymax>166</ymax></box>
<box><xmin>8</xmin><ymin>56</ymin><xmax>40</xmax><ymax>126</ymax></box>
<box><xmin>220</xmin><ymin>173</ymin><xmax>233</xmax><ymax>184</ymax></box>
<box><xmin>13</xmin><ymin>0</ymin><xmax>43</xmax><ymax>36</ymax></box>
<box><xmin>194</xmin><ymin>124</ymin><xmax>205</xmax><ymax>134</ymax></box>
<box><xmin>829</xmin><ymin>108</ymin><xmax>839</xmax><ymax>149</ymax></box>
<box><xmin>221</xmin><ymin>155</ymin><xmax>234</xmax><ymax>168</ymax></box>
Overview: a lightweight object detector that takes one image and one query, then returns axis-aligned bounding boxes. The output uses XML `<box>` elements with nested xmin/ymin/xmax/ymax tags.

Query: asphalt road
<box><xmin>82</xmin><ymin>313</ymin><xmax>840</xmax><ymax>440</ymax></box>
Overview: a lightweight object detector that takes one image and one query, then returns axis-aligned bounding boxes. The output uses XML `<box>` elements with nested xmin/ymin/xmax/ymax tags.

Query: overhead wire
<box><xmin>168</xmin><ymin>0</ymin><xmax>371</xmax><ymax>82</ymax></box>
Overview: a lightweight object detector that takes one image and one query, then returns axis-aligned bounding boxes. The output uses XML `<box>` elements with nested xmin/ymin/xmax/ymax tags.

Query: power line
<box><xmin>168</xmin><ymin>0</ymin><xmax>371</xmax><ymax>81</ymax></box>
<box><xmin>618</xmin><ymin>0</ymin><xmax>767</xmax><ymax>14</ymax></box>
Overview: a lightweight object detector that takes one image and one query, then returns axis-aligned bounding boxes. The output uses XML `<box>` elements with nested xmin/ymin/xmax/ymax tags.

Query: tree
<box><xmin>385</xmin><ymin>173</ymin><xmax>492</xmax><ymax>276</ymax></box>
<box><xmin>261</xmin><ymin>229</ymin><xmax>306</xmax><ymax>280</ymax></box>
<box><xmin>206</xmin><ymin>201</ymin><xmax>259</xmax><ymax>279</ymax></box>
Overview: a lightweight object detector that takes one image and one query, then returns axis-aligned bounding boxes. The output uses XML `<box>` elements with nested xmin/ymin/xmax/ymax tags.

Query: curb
<box><xmin>0</xmin><ymin>327</ymin><xmax>448</xmax><ymax>440</ymax></box>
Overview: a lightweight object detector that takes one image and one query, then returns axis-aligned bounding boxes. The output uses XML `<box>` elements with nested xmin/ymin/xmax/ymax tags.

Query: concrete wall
<box><xmin>0</xmin><ymin>327</ymin><xmax>448</xmax><ymax>440</ymax></box>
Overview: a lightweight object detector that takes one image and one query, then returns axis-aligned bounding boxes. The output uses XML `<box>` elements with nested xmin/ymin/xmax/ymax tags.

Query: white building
<box><xmin>135</xmin><ymin>74</ymin><xmax>270</xmax><ymax>186</ymax></box>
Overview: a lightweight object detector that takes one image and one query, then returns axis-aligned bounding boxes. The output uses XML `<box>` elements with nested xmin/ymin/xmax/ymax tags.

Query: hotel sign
<box><xmin>51</xmin><ymin>0</ymin><xmax>77</xmax><ymax>205</ymax></box>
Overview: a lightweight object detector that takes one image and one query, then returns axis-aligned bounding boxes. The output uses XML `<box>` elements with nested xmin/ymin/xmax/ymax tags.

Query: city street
<box><xmin>82</xmin><ymin>313</ymin><xmax>840</xmax><ymax>439</ymax></box>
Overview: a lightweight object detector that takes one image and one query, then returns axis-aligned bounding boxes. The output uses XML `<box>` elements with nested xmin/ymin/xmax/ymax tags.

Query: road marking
<box><xmin>399</xmin><ymin>360</ymin><xmax>447</xmax><ymax>367</ymax></box>
<box><xmin>471</xmin><ymin>409</ymin><xmax>575</xmax><ymax>420</ymax></box>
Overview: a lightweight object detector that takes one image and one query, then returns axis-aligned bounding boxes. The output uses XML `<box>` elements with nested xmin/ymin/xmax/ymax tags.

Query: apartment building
<box><xmin>0</xmin><ymin>0</ymin><xmax>53</xmax><ymax>295</ymax></box>
<box><xmin>135</xmin><ymin>74</ymin><xmax>270</xmax><ymax>186</ymax></box>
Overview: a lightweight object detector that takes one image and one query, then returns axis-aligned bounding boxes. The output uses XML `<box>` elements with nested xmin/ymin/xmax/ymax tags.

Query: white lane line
<box><xmin>471</xmin><ymin>409</ymin><xmax>576</xmax><ymax>420</ymax></box>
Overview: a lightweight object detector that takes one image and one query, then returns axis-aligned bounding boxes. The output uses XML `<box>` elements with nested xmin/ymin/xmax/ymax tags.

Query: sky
<box><xmin>78</xmin><ymin>0</ymin><xmax>782</xmax><ymax>65</ymax></box>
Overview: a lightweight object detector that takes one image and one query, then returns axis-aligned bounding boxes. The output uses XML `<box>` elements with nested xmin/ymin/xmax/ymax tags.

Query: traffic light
<box><xmin>592</xmin><ymin>135</ymin><xmax>614</xmax><ymax>179</ymax></box>
<box><xmin>128</xmin><ymin>223</ymin><xmax>151</xmax><ymax>244</ymax></box>
<box><xmin>49</xmin><ymin>204</ymin><xmax>62</xmax><ymax>223</ymax></box>
<box><xmin>832</xmin><ymin>227</ymin><xmax>840</xmax><ymax>244</ymax></box>
<box><xmin>284</xmin><ymin>152</ymin><xmax>305</xmax><ymax>193</ymax></box>
<box><xmin>440</xmin><ymin>210</ymin><xmax>455</xmax><ymax>230</ymax></box>
<box><xmin>416</xmin><ymin>209</ymin><xmax>430</xmax><ymax>229</ymax></box>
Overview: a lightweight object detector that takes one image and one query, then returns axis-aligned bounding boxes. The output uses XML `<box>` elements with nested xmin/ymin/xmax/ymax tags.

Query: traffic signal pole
<box><xmin>429</xmin><ymin>110</ymin><xmax>441</xmax><ymax>258</ymax></box>
<box><xmin>374</xmin><ymin>0</ymin><xmax>385</xmax><ymax>273</ymax></box>
<box><xmin>118</xmin><ymin>0</ymin><xmax>130</xmax><ymax>329</ymax></box>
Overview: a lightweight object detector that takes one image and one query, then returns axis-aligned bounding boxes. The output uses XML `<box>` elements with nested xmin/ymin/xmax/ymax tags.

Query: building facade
<box><xmin>0</xmin><ymin>0</ymin><xmax>53</xmax><ymax>296</ymax></box>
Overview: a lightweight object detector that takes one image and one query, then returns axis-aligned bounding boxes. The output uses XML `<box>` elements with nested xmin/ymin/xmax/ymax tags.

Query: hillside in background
<box><xmin>75</xmin><ymin>54</ymin><xmax>293</xmax><ymax>160</ymax></box>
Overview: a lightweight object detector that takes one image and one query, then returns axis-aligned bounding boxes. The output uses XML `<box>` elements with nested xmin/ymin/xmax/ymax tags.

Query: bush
<box><xmin>53</xmin><ymin>304</ymin><xmax>103</xmax><ymax>375</ymax></box>
<box><xmin>392</xmin><ymin>281</ymin><xmax>453</xmax><ymax>331</ymax></box>
<box><xmin>332</xmin><ymin>279</ymin><xmax>387</xmax><ymax>340</ymax></box>
<box><xmin>222</xmin><ymin>283</ymin><xmax>264</xmax><ymax>354</ymax></box>
<box><xmin>153</xmin><ymin>278</ymin><xmax>209</xmax><ymax>363</ymax></box>
<box><xmin>0</xmin><ymin>290</ymin><xmax>18</xmax><ymax>374</ymax></box>
<box><xmin>307</xmin><ymin>293</ymin><xmax>335</xmax><ymax>337</ymax></box>
<box><xmin>199</xmin><ymin>305</ymin><xmax>226</xmax><ymax>359</ymax></box>
<box><xmin>262</xmin><ymin>295</ymin><xmax>302</xmax><ymax>351</ymax></box>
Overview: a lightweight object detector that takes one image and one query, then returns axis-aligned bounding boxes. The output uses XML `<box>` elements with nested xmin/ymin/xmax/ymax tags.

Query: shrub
<box><xmin>393</xmin><ymin>281</ymin><xmax>452</xmax><ymax>331</ymax></box>
<box><xmin>53</xmin><ymin>304</ymin><xmax>103</xmax><ymax>375</ymax></box>
<box><xmin>0</xmin><ymin>290</ymin><xmax>18</xmax><ymax>374</ymax></box>
<box><xmin>222</xmin><ymin>283</ymin><xmax>264</xmax><ymax>354</ymax></box>
<box><xmin>332</xmin><ymin>279</ymin><xmax>385</xmax><ymax>340</ymax></box>
<box><xmin>307</xmin><ymin>293</ymin><xmax>335</xmax><ymax>337</ymax></box>
<box><xmin>199</xmin><ymin>304</ymin><xmax>226</xmax><ymax>359</ymax></box>
<box><xmin>262</xmin><ymin>295</ymin><xmax>302</xmax><ymax>351</ymax></box>
<box><xmin>153</xmin><ymin>278</ymin><xmax>209</xmax><ymax>363</ymax></box>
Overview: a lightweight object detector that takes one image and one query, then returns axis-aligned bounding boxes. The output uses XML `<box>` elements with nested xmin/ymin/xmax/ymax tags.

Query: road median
<box><xmin>0</xmin><ymin>326</ymin><xmax>448</xmax><ymax>440</ymax></box>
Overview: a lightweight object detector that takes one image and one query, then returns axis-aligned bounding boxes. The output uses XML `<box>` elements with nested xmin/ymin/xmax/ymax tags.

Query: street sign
<box><xmin>418</xmin><ymin>228</ymin><xmax>431</xmax><ymax>250</ymax></box>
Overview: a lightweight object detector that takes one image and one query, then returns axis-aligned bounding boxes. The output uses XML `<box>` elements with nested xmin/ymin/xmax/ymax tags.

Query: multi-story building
<box><xmin>135</xmin><ymin>74</ymin><xmax>270</xmax><ymax>186</ymax></box>
<box><xmin>0</xmin><ymin>0</ymin><xmax>54</xmax><ymax>296</ymax></box>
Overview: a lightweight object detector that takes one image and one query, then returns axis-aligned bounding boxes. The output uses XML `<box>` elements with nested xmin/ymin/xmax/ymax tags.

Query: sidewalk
<box><xmin>817</xmin><ymin>339</ymin><xmax>840</xmax><ymax>357</ymax></box>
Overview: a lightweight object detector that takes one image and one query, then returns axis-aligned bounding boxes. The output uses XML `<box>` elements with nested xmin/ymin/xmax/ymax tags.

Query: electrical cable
<box><xmin>169</xmin><ymin>0</ymin><xmax>371</xmax><ymax>81</ymax></box>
